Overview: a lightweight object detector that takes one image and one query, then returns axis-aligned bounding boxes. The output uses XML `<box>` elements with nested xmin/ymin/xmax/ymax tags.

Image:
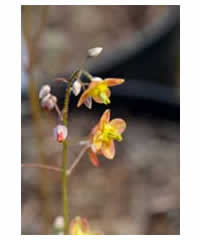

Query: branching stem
<box><xmin>22</xmin><ymin>163</ymin><xmax>63</xmax><ymax>173</ymax></box>
<box><xmin>66</xmin><ymin>144</ymin><xmax>90</xmax><ymax>176</ymax></box>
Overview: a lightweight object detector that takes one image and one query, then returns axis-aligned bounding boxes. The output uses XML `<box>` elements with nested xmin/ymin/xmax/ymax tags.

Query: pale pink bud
<box><xmin>41</xmin><ymin>94</ymin><xmax>57</xmax><ymax>111</ymax></box>
<box><xmin>39</xmin><ymin>85</ymin><xmax>51</xmax><ymax>99</ymax></box>
<box><xmin>88</xmin><ymin>47</ymin><xmax>103</xmax><ymax>57</ymax></box>
<box><xmin>72</xmin><ymin>80</ymin><xmax>82</xmax><ymax>96</ymax></box>
<box><xmin>92</xmin><ymin>77</ymin><xmax>103</xmax><ymax>82</ymax></box>
<box><xmin>84</xmin><ymin>97</ymin><xmax>92</xmax><ymax>109</ymax></box>
<box><xmin>54</xmin><ymin>125</ymin><xmax>68</xmax><ymax>143</ymax></box>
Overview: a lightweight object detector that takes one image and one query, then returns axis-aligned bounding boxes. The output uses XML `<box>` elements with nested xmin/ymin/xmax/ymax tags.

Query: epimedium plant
<box><xmin>22</xmin><ymin>47</ymin><xmax>127</xmax><ymax>235</ymax></box>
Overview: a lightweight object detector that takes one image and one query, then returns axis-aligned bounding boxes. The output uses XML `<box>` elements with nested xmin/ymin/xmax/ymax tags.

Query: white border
<box><xmin>2</xmin><ymin>0</ymin><xmax>192</xmax><ymax>239</ymax></box>
<box><xmin>20</xmin><ymin>0</ymin><xmax>181</xmax><ymax>6</ymax></box>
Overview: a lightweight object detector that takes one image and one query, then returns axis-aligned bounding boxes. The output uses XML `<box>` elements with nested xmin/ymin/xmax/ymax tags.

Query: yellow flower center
<box><xmin>90</xmin><ymin>83</ymin><xmax>110</xmax><ymax>104</ymax></box>
<box><xmin>74</xmin><ymin>228</ymin><xmax>87</xmax><ymax>235</ymax></box>
<box><xmin>99</xmin><ymin>123</ymin><xmax>122</xmax><ymax>143</ymax></box>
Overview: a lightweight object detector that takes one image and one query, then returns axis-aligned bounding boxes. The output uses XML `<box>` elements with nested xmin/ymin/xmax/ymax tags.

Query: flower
<box><xmin>54</xmin><ymin>125</ymin><xmax>68</xmax><ymax>143</ymax></box>
<box><xmin>88</xmin><ymin>47</ymin><xmax>103</xmax><ymax>57</ymax></box>
<box><xmin>39</xmin><ymin>84</ymin><xmax>51</xmax><ymax>99</ymax></box>
<box><xmin>41</xmin><ymin>94</ymin><xmax>57</xmax><ymax>111</ymax></box>
<box><xmin>69</xmin><ymin>216</ymin><xmax>101</xmax><ymax>235</ymax></box>
<box><xmin>77</xmin><ymin>78</ymin><xmax>125</xmax><ymax>108</ymax></box>
<box><xmin>88</xmin><ymin>109</ymin><xmax>126</xmax><ymax>167</ymax></box>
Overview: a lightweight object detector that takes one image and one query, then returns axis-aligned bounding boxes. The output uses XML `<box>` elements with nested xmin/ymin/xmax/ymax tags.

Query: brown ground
<box><xmin>21</xmin><ymin>103</ymin><xmax>179</xmax><ymax>235</ymax></box>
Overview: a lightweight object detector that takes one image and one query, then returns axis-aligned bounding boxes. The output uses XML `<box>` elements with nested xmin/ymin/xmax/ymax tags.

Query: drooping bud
<box><xmin>39</xmin><ymin>84</ymin><xmax>51</xmax><ymax>99</ymax></box>
<box><xmin>72</xmin><ymin>80</ymin><xmax>82</xmax><ymax>96</ymax></box>
<box><xmin>54</xmin><ymin>125</ymin><xmax>68</xmax><ymax>143</ymax></box>
<box><xmin>41</xmin><ymin>94</ymin><xmax>57</xmax><ymax>111</ymax></box>
<box><xmin>84</xmin><ymin>97</ymin><xmax>92</xmax><ymax>109</ymax></box>
<box><xmin>92</xmin><ymin>77</ymin><xmax>103</xmax><ymax>82</ymax></box>
<box><xmin>88</xmin><ymin>47</ymin><xmax>103</xmax><ymax>57</ymax></box>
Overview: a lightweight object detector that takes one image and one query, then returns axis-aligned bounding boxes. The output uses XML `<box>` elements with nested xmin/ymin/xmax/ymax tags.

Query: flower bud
<box><xmin>72</xmin><ymin>80</ymin><xmax>82</xmax><ymax>96</ymax></box>
<box><xmin>88</xmin><ymin>47</ymin><xmax>103</xmax><ymax>57</ymax></box>
<box><xmin>53</xmin><ymin>216</ymin><xmax>64</xmax><ymax>230</ymax></box>
<box><xmin>41</xmin><ymin>94</ymin><xmax>57</xmax><ymax>111</ymax></box>
<box><xmin>39</xmin><ymin>85</ymin><xmax>51</xmax><ymax>99</ymax></box>
<box><xmin>92</xmin><ymin>77</ymin><xmax>103</xmax><ymax>82</ymax></box>
<box><xmin>54</xmin><ymin>125</ymin><xmax>68</xmax><ymax>143</ymax></box>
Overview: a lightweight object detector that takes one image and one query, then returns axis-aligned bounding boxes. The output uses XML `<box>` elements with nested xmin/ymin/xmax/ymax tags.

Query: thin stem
<box><xmin>55</xmin><ymin>77</ymin><xmax>68</xmax><ymax>84</ymax></box>
<box><xmin>79</xmin><ymin>56</ymin><xmax>89</xmax><ymax>70</ymax></box>
<box><xmin>22</xmin><ymin>163</ymin><xmax>63</xmax><ymax>173</ymax></box>
<box><xmin>82</xmin><ymin>71</ymin><xmax>93</xmax><ymax>81</ymax></box>
<box><xmin>55</xmin><ymin>103</ymin><xmax>63</xmax><ymax>121</ymax></box>
<box><xmin>62</xmin><ymin>69</ymin><xmax>81</xmax><ymax>234</ymax></box>
<box><xmin>66</xmin><ymin>144</ymin><xmax>89</xmax><ymax>176</ymax></box>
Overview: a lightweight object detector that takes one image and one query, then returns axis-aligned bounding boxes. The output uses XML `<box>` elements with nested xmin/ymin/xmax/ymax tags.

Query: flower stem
<box><xmin>61</xmin><ymin>69</ymin><xmax>81</xmax><ymax>234</ymax></box>
<box><xmin>22</xmin><ymin>163</ymin><xmax>63</xmax><ymax>173</ymax></box>
<box><xmin>66</xmin><ymin>144</ymin><xmax>89</xmax><ymax>176</ymax></box>
<box><xmin>82</xmin><ymin>71</ymin><xmax>93</xmax><ymax>81</ymax></box>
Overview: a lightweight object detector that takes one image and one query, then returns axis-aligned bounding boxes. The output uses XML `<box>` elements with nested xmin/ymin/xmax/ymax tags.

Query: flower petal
<box><xmin>77</xmin><ymin>90</ymin><xmax>90</xmax><ymax>107</ymax></box>
<box><xmin>88</xmin><ymin>149</ymin><xmax>100</xmax><ymax>167</ymax></box>
<box><xmin>99</xmin><ymin>109</ymin><xmax>110</xmax><ymax>129</ymax></box>
<box><xmin>104</xmin><ymin>78</ymin><xmax>125</xmax><ymax>87</ymax></box>
<box><xmin>92</xmin><ymin>132</ymin><xmax>103</xmax><ymax>151</ymax></box>
<box><xmin>77</xmin><ymin>82</ymin><xmax>99</xmax><ymax>107</ymax></box>
<box><xmin>90</xmin><ymin>123</ymin><xmax>100</xmax><ymax>136</ymax></box>
<box><xmin>84</xmin><ymin>96</ymin><xmax>92</xmax><ymax>109</ymax></box>
<box><xmin>102</xmin><ymin>140</ymin><xmax>115</xmax><ymax>159</ymax></box>
<box><xmin>110</xmin><ymin>118</ymin><xmax>127</xmax><ymax>134</ymax></box>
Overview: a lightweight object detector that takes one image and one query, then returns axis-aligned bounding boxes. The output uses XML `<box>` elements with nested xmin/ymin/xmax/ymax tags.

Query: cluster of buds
<box><xmin>39</xmin><ymin>85</ymin><xmax>68</xmax><ymax>143</ymax></box>
<box><xmin>39</xmin><ymin>84</ymin><xmax>57</xmax><ymax>111</ymax></box>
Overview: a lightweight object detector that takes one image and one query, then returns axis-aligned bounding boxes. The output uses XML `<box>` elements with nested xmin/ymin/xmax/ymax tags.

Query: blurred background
<box><xmin>21</xmin><ymin>5</ymin><xmax>180</xmax><ymax>235</ymax></box>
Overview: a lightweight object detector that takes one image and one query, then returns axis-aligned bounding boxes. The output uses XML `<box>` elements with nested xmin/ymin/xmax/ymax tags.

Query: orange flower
<box><xmin>69</xmin><ymin>216</ymin><xmax>101</xmax><ymax>235</ymax></box>
<box><xmin>88</xmin><ymin>109</ymin><xmax>126</xmax><ymax>167</ymax></box>
<box><xmin>77</xmin><ymin>78</ymin><xmax>124</xmax><ymax>108</ymax></box>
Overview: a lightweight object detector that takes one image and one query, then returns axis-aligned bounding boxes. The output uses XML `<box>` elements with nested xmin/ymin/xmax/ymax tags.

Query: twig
<box><xmin>55</xmin><ymin>103</ymin><xmax>63</xmax><ymax>121</ymax></box>
<box><xmin>22</xmin><ymin>163</ymin><xmax>63</xmax><ymax>173</ymax></box>
<box><xmin>55</xmin><ymin>77</ymin><xmax>68</xmax><ymax>84</ymax></box>
<box><xmin>82</xmin><ymin>71</ymin><xmax>93</xmax><ymax>81</ymax></box>
<box><xmin>66</xmin><ymin>144</ymin><xmax>89</xmax><ymax>176</ymax></box>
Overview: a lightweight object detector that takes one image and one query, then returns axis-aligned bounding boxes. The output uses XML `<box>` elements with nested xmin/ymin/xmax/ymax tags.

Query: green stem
<box><xmin>82</xmin><ymin>70</ymin><xmax>93</xmax><ymax>81</ymax></box>
<box><xmin>62</xmin><ymin>69</ymin><xmax>81</xmax><ymax>234</ymax></box>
